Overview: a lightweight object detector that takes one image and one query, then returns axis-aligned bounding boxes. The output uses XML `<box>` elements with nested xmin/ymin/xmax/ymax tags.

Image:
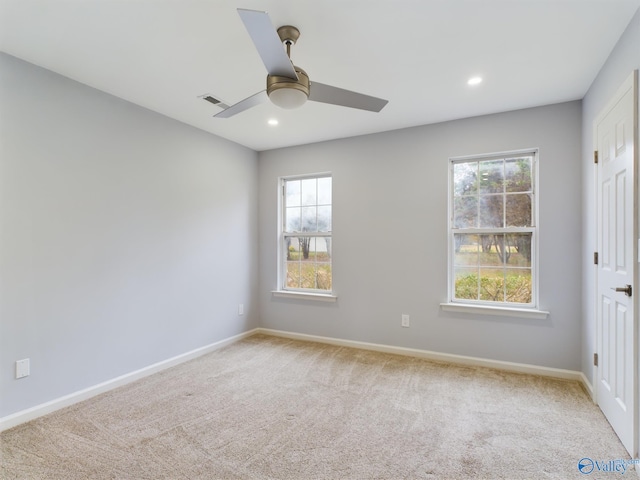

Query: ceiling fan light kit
<box><xmin>267</xmin><ymin>66</ymin><xmax>309</xmax><ymax>109</ymax></box>
<box><xmin>213</xmin><ymin>8</ymin><xmax>388</xmax><ymax>118</ymax></box>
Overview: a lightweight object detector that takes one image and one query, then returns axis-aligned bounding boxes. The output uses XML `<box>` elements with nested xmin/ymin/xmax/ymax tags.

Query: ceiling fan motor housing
<box><xmin>267</xmin><ymin>66</ymin><xmax>310</xmax><ymax>109</ymax></box>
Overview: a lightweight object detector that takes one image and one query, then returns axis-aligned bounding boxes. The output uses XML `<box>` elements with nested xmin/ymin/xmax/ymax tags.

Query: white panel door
<box><xmin>596</xmin><ymin>71</ymin><xmax>637</xmax><ymax>457</ymax></box>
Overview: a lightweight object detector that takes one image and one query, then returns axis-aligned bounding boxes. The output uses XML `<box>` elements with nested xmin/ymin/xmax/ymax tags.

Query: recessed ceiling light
<box><xmin>267</xmin><ymin>118</ymin><xmax>279</xmax><ymax>126</ymax></box>
<box><xmin>467</xmin><ymin>76</ymin><xmax>483</xmax><ymax>86</ymax></box>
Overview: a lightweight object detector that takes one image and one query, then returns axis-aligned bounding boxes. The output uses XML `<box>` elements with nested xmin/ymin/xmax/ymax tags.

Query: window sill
<box><xmin>272</xmin><ymin>291</ymin><xmax>338</xmax><ymax>302</ymax></box>
<box><xmin>440</xmin><ymin>303</ymin><xmax>549</xmax><ymax>319</ymax></box>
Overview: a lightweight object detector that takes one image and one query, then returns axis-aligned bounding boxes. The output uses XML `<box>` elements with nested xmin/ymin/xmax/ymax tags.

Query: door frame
<box><xmin>593</xmin><ymin>69</ymin><xmax>639</xmax><ymax>457</ymax></box>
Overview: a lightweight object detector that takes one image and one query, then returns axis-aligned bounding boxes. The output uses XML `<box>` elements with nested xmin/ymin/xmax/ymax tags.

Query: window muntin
<box><xmin>450</xmin><ymin>153</ymin><xmax>537</xmax><ymax>306</ymax></box>
<box><xmin>281</xmin><ymin>175</ymin><xmax>332</xmax><ymax>292</ymax></box>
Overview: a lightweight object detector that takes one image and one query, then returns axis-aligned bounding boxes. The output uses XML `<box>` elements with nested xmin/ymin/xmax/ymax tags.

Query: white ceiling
<box><xmin>2</xmin><ymin>0</ymin><xmax>639</xmax><ymax>151</ymax></box>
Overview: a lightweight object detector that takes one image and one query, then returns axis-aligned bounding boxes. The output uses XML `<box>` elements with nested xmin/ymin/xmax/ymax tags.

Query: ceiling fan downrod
<box><xmin>277</xmin><ymin>25</ymin><xmax>300</xmax><ymax>58</ymax></box>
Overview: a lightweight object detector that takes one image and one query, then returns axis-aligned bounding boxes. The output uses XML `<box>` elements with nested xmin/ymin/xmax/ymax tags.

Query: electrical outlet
<box><xmin>238</xmin><ymin>304</ymin><xmax>244</xmax><ymax>315</ymax></box>
<box><xmin>401</xmin><ymin>314</ymin><xmax>410</xmax><ymax>328</ymax></box>
<box><xmin>16</xmin><ymin>358</ymin><xmax>30</xmax><ymax>379</ymax></box>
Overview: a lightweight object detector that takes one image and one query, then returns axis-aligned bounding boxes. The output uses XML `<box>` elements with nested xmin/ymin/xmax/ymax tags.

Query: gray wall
<box><xmin>259</xmin><ymin>101</ymin><xmax>582</xmax><ymax>371</ymax></box>
<box><xmin>581</xmin><ymin>6</ymin><xmax>640</xmax><ymax>386</ymax></box>
<box><xmin>0</xmin><ymin>53</ymin><xmax>259</xmax><ymax>418</ymax></box>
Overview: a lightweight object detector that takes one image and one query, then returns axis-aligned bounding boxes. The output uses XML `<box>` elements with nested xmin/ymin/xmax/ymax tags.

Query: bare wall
<box><xmin>0</xmin><ymin>53</ymin><xmax>259</xmax><ymax>418</ymax></box>
<box><xmin>258</xmin><ymin>101</ymin><xmax>582</xmax><ymax>371</ymax></box>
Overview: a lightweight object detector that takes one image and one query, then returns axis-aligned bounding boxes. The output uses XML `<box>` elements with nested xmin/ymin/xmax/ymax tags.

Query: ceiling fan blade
<box><xmin>237</xmin><ymin>9</ymin><xmax>298</xmax><ymax>80</ymax></box>
<box><xmin>309</xmin><ymin>82</ymin><xmax>388</xmax><ymax>112</ymax></box>
<box><xmin>213</xmin><ymin>90</ymin><xmax>268</xmax><ymax>118</ymax></box>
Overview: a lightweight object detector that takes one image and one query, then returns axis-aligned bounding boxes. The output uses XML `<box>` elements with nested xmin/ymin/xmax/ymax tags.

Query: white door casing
<box><xmin>595</xmin><ymin>70</ymin><xmax>638</xmax><ymax>457</ymax></box>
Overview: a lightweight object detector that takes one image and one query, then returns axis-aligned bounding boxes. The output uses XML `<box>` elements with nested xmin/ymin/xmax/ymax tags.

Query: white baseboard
<box><xmin>256</xmin><ymin>328</ymin><xmax>585</xmax><ymax>383</ymax></box>
<box><xmin>579</xmin><ymin>371</ymin><xmax>595</xmax><ymax>401</ymax></box>
<box><xmin>0</xmin><ymin>329</ymin><xmax>258</xmax><ymax>432</ymax></box>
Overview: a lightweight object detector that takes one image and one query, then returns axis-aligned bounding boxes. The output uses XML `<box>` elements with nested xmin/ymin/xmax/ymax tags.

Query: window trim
<box><xmin>271</xmin><ymin>290</ymin><xmax>338</xmax><ymax>302</ymax></box>
<box><xmin>440</xmin><ymin>302</ymin><xmax>549</xmax><ymax>319</ymax></box>
<box><xmin>277</xmin><ymin>172</ymin><xmax>333</xmax><ymax>295</ymax></box>
<box><xmin>447</xmin><ymin>149</ymin><xmax>541</xmax><ymax>310</ymax></box>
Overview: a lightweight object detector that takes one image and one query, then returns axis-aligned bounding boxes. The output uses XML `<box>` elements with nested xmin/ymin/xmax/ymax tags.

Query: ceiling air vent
<box><xmin>198</xmin><ymin>94</ymin><xmax>230</xmax><ymax>111</ymax></box>
<box><xmin>203</xmin><ymin>95</ymin><xmax>220</xmax><ymax>105</ymax></box>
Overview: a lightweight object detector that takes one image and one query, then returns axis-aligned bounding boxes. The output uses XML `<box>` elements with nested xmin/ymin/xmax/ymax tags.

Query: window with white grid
<box><xmin>449</xmin><ymin>151</ymin><xmax>538</xmax><ymax>306</ymax></box>
<box><xmin>280</xmin><ymin>174</ymin><xmax>332</xmax><ymax>293</ymax></box>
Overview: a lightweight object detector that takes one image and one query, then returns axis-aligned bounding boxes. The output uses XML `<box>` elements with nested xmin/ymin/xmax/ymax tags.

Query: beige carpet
<box><xmin>0</xmin><ymin>334</ymin><xmax>633</xmax><ymax>479</ymax></box>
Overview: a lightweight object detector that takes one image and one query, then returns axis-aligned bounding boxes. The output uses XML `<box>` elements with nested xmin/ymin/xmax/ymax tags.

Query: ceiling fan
<box><xmin>214</xmin><ymin>8</ymin><xmax>388</xmax><ymax>118</ymax></box>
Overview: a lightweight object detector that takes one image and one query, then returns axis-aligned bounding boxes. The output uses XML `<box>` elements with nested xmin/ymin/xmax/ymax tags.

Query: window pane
<box><xmin>299</xmin><ymin>237</ymin><xmax>317</xmax><ymax>289</ymax></box>
<box><xmin>285</xmin><ymin>207</ymin><xmax>301</xmax><ymax>232</ymax></box>
<box><xmin>318</xmin><ymin>176</ymin><xmax>332</xmax><ymax>205</ymax></box>
<box><xmin>318</xmin><ymin>206</ymin><xmax>331</xmax><ymax>232</ymax></box>
<box><xmin>454</xmin><ymin>162</ymin><xmax>478</xmax><ymax>196</ymax></box>
<box><xmin>286</xmin><ymin>180</ymin><xmax>301</xmax><ymax>207</ymax></box>
<box><xmin>454</xmin><ymin>234</ymin><xmax>478</xmax><ymax>266</ymax></box>
<box><xmin>286</xmin><ymin>237</ymin><xmax>302</xmax><ymax>288</ymax></box>
<box><xmin>479</xmin><ymin>268</ymin><xmax>505</xmax><ymax>302</ymax></box>
<box><xmin>505</xmin><ymin>194</ymin><xmax>532</xmax><ymax>227</ymax></box>
<box><xmin>316</xmin><ymin>263</ymin><xmax>332</xmax><ymax>290</ymax></box>
<box><xmin>506</xmin><ymin>233</ymin><xmax>532</xmax><ymax>267</ymax></box>
<box><xmin>286</xmin><ymin>178</ymin><xmax>332</xmax><ymax>234</ymax></box>
<box><xmin>505</xmin><ymin>157</ymin><xmax>532</xmax><ymax>193</ymax></box>
<box><xmin>285</xmin><ymin>236</ymin><xmax>332</xmax><ymax>291</ymax></box>
<box><xmin>478</xmin><ymin>234</ymin><xmax>504</xmax><ymax>266</ymax></box>
<box><xmin>301</xmin><ymin>206</ymin><xmax>317</xmax><ymax>231</ymax></box>
<box><xmin>454</xmin><ymin>233</ymin><xmax>532</xmax><ymax>304</ymax></box>
<box><xmin>301</xmin><ymin>178</ymin><xmax>317</xmax><ymax>206</ymax></box>
<box><xmin>286</xmin><ymin>265</ymin><xmax>300</xmax><ymax>289</ymax></box>
<box><xmin>490</xmin><ymin>234</ymin><xmax>507</xmax><ymax>265</ymax></box>
<box><xmin>318</xmin><ymin>237</ymin><xmax>331</xmax><ymax>261</ymax></box>
<box><xmin>454</xmin><ymin>196</ymin><xmax>477</xmax><ymax>228</ymax></box>
<box><xmin>479</xmin><ymin>195</ymin><xmax>503</xmax><ymax>228</ymax></box>
<box><xmin>505</xmin><ymin>268</ymin><xmax>532</xmax><ymax>303</ymax></box>
<box><xmin>286</xmin><ymin>237</ymin><xmax>301</xmax><ymax>260</ymax></box>
<box><xmin>455</xmin><ymin>267</ymin><xmax>479</xmax><ymax>300</ymax></box>
<box><xmin>479</xmin><ymin>160</ymin><xmax>504</xmax><ymax>194</ymax></box>
<box><xmin>477</xmin><ymin>233</ymin><xmax>532</xmax><ymax>268</ymax></box>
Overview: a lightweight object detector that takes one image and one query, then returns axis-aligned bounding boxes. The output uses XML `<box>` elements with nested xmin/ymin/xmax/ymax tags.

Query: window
<box><xmin>280</xmin><ymin>174</ymin><xmax>332</xmax><ymax>293</ymax></box>
<box><xmin>449</xmin><ymin>151</ymin><xmax>537</xmax><ymax>307</ymax></box>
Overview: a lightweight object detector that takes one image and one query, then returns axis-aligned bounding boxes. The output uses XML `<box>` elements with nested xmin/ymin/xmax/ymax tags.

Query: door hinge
<box><xmin>594</xmin><ymin>252</ymin><xmax>598</xmax><ymax>265</ymax></box>
<box><xmin>593</xmin><ymin>353</ymin><xmax>598</xmax><ymax>367</ymax></box>
<box><xmin>594</xmin><ymin>150</ymin><xmax>599</xmax><ymax>164</ymax></box>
